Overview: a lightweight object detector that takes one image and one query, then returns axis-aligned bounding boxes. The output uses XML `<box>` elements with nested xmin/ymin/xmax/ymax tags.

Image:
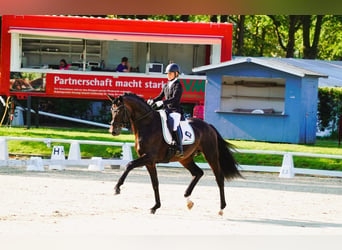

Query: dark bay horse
<box><xmin>108</xmin><ymin>93</ymin><xmax>242</xmax><ymax>215</ymax></box>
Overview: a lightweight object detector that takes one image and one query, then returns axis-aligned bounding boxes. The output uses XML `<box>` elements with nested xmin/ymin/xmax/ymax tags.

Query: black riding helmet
<box><xmin>165</xmin><ymin>63</ymin><xmax>180</xmax><ymax>74</ymax></box>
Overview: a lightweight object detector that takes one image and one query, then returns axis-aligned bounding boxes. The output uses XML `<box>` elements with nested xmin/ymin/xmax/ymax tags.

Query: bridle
<box><xmin>111</xmin><ymin>101</ymin><xmax>153</xmax><ymax>127</ymax></box>
<box><xmin>110</xmin><ymin>104</ymin><xmax>130</xmax><ymax>127</ymax></box>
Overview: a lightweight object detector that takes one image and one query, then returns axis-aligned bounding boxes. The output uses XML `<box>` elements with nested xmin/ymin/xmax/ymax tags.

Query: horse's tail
<box><xmin>210</xmin><ymin>125</ymin><xmax>243</xmax><ymax>180</ymax></box>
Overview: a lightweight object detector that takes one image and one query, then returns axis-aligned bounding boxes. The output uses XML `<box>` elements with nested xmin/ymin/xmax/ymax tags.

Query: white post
<box><xmin>279</xmin><ymin>153</ymin><xmax>295</xmax><ymax>178</ymax></box>
<box><xmin>12</xmin><ymin>106</ymin><xmax>24</xmax><ymax>126</ymax></box>
<box><xmin>10</xmin><ymin>33</ymin><xmax>21</xmax><ymax>71</ymax></box>
<box><xmin>27</xmin><ymin>157</ymin><xmax>44</xmax><ymax>171</ymax></box>
<box><xmin>0</xmin><ymin>138</ymin><xmax>9</xmax><ymax>161</ymax></box>
<box><xmin>122</xmin><ymin>143</ymin><xmax>133</xmax><ymax>161</ymax></box>
<box><xmin>68</xmin><ymin>141</ymin><xmax>81</xmax><ymax>160</ymax></box>
<box><xmin>121</xmin><ymin>143</ymin><xmax>133</xmax><ymax>169</ymax></box>
<box><xmin>88</xmin><ymin>157</ymin><xmax>104</xmax><ymax>171</ymax></box>
<box><xmin>211</xmin><ymin>44</ymin><xmax>221</xmax><ymax>64</ymax></box>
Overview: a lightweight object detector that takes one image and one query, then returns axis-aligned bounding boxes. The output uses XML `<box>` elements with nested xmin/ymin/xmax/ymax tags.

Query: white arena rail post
<box><xmin>27</xmin><ymin>156</ymin><xmax>44</xmax><ymax>171</ymax></box>
<box><xmin>0</xmin><ymin>137</ymin><xmax>9</xmax><ymax>162</ymax></box>
<box><xmin>121</xmin><ymin>143</ymin><xmax>133</xmax><ymax>168</ymax></box>
<box><xmin>68</xmin><ymin>141</ymin><xmax>81</xmax><ymax>161</ymax></box>
<box><xmin>88</xmin><ymin>157</ymin><xmax>104</xmax><ymax>171</ymax></box>
<box><xmin>279</xmin><ymin>152</ymin><xmax>295</xmax><ymax>178</ymax></box>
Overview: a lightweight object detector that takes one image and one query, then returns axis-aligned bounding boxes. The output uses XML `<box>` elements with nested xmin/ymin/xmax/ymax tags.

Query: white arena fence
<box><xmin>0</xmin><ymin>136</ymin><xmax>134</xmax><ymax>171</ymax></box>
<box><xmin>0</xmin><ymin>136</ymin><xmax>341</xmax><ymax>178</ymax></box>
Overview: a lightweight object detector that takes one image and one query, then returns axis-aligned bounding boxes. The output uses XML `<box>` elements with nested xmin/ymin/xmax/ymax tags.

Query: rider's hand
<box><xmin>147</xmin><ymin>99</ymin><xmax>154</xmax><ymax>105</ymax></box>
<box><xmin>155</xmin><ymin>101</ymin><xmax>163</xmax><ymax>107</ymax></box>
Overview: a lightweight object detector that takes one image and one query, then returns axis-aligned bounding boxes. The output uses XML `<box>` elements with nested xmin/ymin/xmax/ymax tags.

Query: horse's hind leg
<box><xmin>202</xmin><ymin>146</ymin><xmax>226</xmax><ymax>215</ymax></box>
<box><xmin>180</xmin><ymin>157</ymin><xmax>204</xmax><ymax>210</ymax></box>
<box><xmin>213</xmin><ymin>167</ymin><xmax>226</xmax><ymax>215</ymax></box>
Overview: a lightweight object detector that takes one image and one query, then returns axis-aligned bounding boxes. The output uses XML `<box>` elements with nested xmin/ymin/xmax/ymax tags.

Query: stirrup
<box><xmin>175</xmin><ymin>149</ymin><xmax>184</xmax><ymax>157</ymax></box>
<box><xmin>174</xmin><ymin>141</ymin><xmax>184</xmax><ymax>157</ymax></box>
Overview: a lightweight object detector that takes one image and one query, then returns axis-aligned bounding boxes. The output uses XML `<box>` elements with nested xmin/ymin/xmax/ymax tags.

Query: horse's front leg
<box><xmin>180</xmin><ymin>158</ymin><xmax>204</xmax><ymax>210</ymax></box>
<box><xmin>145</xmin><ymin>164</ymin><xmax>161</xmax><ymax>214</ymax></box>
<box><xmin>114</xmin><ymin>154</ymin><xmax>151</xmax><ymax>195</ymax></box>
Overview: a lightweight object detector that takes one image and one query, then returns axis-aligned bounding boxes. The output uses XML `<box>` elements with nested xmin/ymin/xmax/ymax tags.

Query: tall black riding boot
<box><xmin>174</xmin><ymin>126</ymin><xmax>183</xmax><ymax>157</ymax></box>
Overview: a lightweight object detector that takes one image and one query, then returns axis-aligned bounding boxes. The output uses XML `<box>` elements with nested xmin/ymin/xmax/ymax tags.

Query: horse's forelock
<box><xmin>111</xmin><ymin>96</ymin><xmax>122</xmax><ymax>105</ymax></box>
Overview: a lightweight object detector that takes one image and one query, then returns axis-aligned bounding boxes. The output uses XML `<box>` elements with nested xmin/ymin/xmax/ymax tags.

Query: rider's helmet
<box><xmin>165</xmin><ymin>63</ymin><xmax>180</xmax><ymax>74</ymax></box>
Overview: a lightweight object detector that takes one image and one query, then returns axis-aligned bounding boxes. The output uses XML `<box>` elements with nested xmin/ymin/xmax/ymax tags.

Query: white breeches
<box><xmin>169</xmin><ymin>112</ymin><xmax>181</xmax><ymax>131</ymax></box>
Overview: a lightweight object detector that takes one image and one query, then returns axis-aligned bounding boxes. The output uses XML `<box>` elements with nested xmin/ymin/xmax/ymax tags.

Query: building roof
<box><xmin>193</xmin><ymin>57</ymin><xmax>327</xmax><ymax>78</ymax></box>
<box><xmin>193</xmin><ymin>57</ymin><xmax>341</xmax><ymax>86</ymax></box>
<box><xmin>270</xmin><ymin>58</ymin><xmax>342</xmax><ymax>87</ymax></box>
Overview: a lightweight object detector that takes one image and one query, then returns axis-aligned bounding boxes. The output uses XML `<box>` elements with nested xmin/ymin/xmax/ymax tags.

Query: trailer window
<box><xmin>20</xmin><ymin>36</ymin><xmax>102</xmax><ymax>70</ymax></box>
<box><xmin>17</xmin><ymin>34</ymin><xmax>207</xmax><ymax>75</ymax></box>
<box><xmin>220</xmin><ymin>76</ymin><xmax>285</xmax><ymax>115</ymax></box>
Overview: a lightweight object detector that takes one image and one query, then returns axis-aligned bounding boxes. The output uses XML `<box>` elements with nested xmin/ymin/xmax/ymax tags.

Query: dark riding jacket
<box><xmin>153</xmin><ymin>79</ymin><xmax>183</xmax><ymax>113</ymax></box>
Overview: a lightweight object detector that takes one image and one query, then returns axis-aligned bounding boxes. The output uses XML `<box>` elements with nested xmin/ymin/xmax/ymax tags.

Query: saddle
<box><xmin>158</xmin><ymin>110</ymin><xmax>195</xmax><ymax>146</ymax></box>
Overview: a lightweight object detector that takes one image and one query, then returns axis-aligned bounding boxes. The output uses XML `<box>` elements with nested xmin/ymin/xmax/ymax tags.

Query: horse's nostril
<box><xmin>110</xmin><ymin>127</ymin><xmax>121</xmax><ymax>136</ymax></box>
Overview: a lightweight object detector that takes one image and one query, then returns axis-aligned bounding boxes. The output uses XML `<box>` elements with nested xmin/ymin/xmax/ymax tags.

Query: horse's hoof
<box><xmin>114</xmin><ymin>187</ymin><xmax>120</xmax><ymax>195</ymax></box>
<box><xmin>150</xmin><ymin>204</ymin><xmax>160</xmax><ymax>214</ymax></box>
<box><xmin>218</xmin><ymin>210</ymin><xmax>224</xmax><ymax>216</ymax></box>
<box><xmin>187</xmin><ymin>200</ymin><xmax>194</xmax><ymax>210</ymax></box>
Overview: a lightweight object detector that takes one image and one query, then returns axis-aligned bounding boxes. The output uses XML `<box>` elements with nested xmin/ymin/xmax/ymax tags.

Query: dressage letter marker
<box><xmin>49</xmin><ymin>146</ymin><xmax>66</xmax><ymax>170</ymax></box>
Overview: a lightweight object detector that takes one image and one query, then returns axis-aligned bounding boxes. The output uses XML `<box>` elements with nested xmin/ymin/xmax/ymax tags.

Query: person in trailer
<box><xmin>147</xmin><ymin>63</ymin><xmax>184</xmax><ymax>157</ymax></box>
<box><xmin>59</xmin><ymin>59</ymin><xmax>70</xmax><ymax>70</ymax></box>
<box><xmin>116</xmin><ymin>57</ymin><xmax>130</xmax><ymax>72</ymax></box>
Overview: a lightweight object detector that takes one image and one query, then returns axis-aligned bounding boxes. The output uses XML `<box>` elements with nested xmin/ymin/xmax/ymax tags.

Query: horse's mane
<box><xmin>122</xmin><ymin>92</ymin><xmax>153</xmax><ymax>110</ymax></box>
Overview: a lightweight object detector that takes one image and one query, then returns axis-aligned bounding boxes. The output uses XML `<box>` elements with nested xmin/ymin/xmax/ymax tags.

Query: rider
<box><xmin>147</xmin><ymin>63</ymin><xmax>184</xmax><ymax>157</ymax></box>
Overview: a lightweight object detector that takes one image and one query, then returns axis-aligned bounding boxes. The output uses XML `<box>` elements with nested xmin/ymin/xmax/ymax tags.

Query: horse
<box><xmin>108</xmin><ymin>93</ymin><xmax>242</xmax><ymax>215</ymax></box>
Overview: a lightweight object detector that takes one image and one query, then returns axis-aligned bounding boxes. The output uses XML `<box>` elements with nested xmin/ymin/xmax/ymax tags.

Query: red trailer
<box><xmin>1</xmin><ymin>15</ymin><xmax>233</xmax><ymax>103</ymax></box>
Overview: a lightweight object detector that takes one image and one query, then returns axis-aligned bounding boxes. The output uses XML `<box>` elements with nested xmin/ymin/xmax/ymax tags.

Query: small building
<box><xmin>193</xmin><ymin>57</ymin><xmax>327</xmax><ymax>144</ymax></box>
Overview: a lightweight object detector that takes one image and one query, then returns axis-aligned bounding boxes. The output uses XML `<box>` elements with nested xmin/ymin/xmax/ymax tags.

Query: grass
<box><xmin>230</xmin><ymin>140</ymin><xmax>342</xmax><ymax>171</ymax></box>
<box><xmin>1</xmin><ymin>127</ymin><xmax>341</xmax><ymax>171</ymax></box>
<box><xmin>0</xmin><ymin>127</ymin><xmax>128</xmax><ymax>159</ymax></box>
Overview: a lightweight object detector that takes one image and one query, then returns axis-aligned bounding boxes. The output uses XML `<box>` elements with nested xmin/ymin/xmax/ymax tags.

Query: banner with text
<box><xmin>43</xmin><ymin>73</ymin><xmax>205</xmax><ymax>102</ymax></box>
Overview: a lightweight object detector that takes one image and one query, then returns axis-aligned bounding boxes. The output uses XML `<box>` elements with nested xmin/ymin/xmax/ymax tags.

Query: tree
<box><xmin>92</xmin><ymin>15</ymin><xmax>340</xmax><ymax>60</ymax></box>
<box><xmin>301</xmin><ymin>15</ymin><xmax>324</xmax><ymax>59</ymax></box>
<box><xmin>221</xmin><ymin>15</ymin><xmax>228</xmax><ymax>23</ymax></box>
<box><xmin>268</xmin><ymin>15</ymin><xmax>302</xmax><ymax>58</ymax></box>
<box><xmin>236</xmin><ymin>15</ymin><xmax>279</xmax><ymax>57</ymax></box>
<box><xmin>180</xmin><ymin>15</ymin><xmax>189</xmax><ymax>22</ymax></box>
<box><xmin>210</xmin><ymin>15</ymin><xmax>218</xmax><ymax>22</ymax></box>
<box><xmin>234</xmin><ymin>15</ymin><xmax>245</xmax><ymax>56</ymax></box>
<box><xmin>318</xmin><ymin>15</ymin><xmax>342</xmax><ymax>60</ymax></box>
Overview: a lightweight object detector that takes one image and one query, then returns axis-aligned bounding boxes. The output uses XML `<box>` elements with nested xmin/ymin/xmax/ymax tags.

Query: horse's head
<box><xmin>107</xmin><ymin>92</ymin><xmax>154</xmax><ymax>136</ymax></box>
<box><xmin>107</xmin><ymin>94</ymin><xmax>130</xmax><ymax>136</ymax></box>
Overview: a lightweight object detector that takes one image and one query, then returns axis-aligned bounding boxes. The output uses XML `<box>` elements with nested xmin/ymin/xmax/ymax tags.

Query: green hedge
<box><xmin>317</xmin><ymin>87</ymin><xmax>342</xmax><ymax>137</ymax></box>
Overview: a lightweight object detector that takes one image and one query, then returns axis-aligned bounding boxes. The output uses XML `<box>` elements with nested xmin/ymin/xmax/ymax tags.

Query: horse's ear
<box><xmin>118</xmin><ymin>96</ymin><xmax>124</xmax><ymax>103</ymax></box>
<box><xmin>106</xmin><ymin>94</ymin><xmax>115</xmax><ymax>102</ymax></box>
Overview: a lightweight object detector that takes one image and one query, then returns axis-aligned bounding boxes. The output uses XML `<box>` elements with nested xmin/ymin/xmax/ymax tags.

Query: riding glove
<box><xmin>155</xmin><ymin>101</ymin><xmax>163</xmax><ymax>107</ymax></box>
<box><xmin>147</xmin><ymin>99</ymin><xmax>154</xmax><ymax>105</ymax></box>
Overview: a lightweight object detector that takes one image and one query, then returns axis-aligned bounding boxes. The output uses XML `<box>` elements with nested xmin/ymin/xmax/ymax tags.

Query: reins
<box><xmin>134</xmin><ymin>109</ymin><xmax>153</xmax><ymax>123</ymax></box>
<box><xmin>111</xmin><ymin>100</ymin><xmax>153</xmax><ymax>126</ymax></box>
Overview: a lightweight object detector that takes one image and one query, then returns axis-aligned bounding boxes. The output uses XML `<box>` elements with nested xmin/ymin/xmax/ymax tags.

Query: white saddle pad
<box><xmin>158</xmin><ymin>110</ymin><xmax>195</xmax><ymax>145</ymax></box>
